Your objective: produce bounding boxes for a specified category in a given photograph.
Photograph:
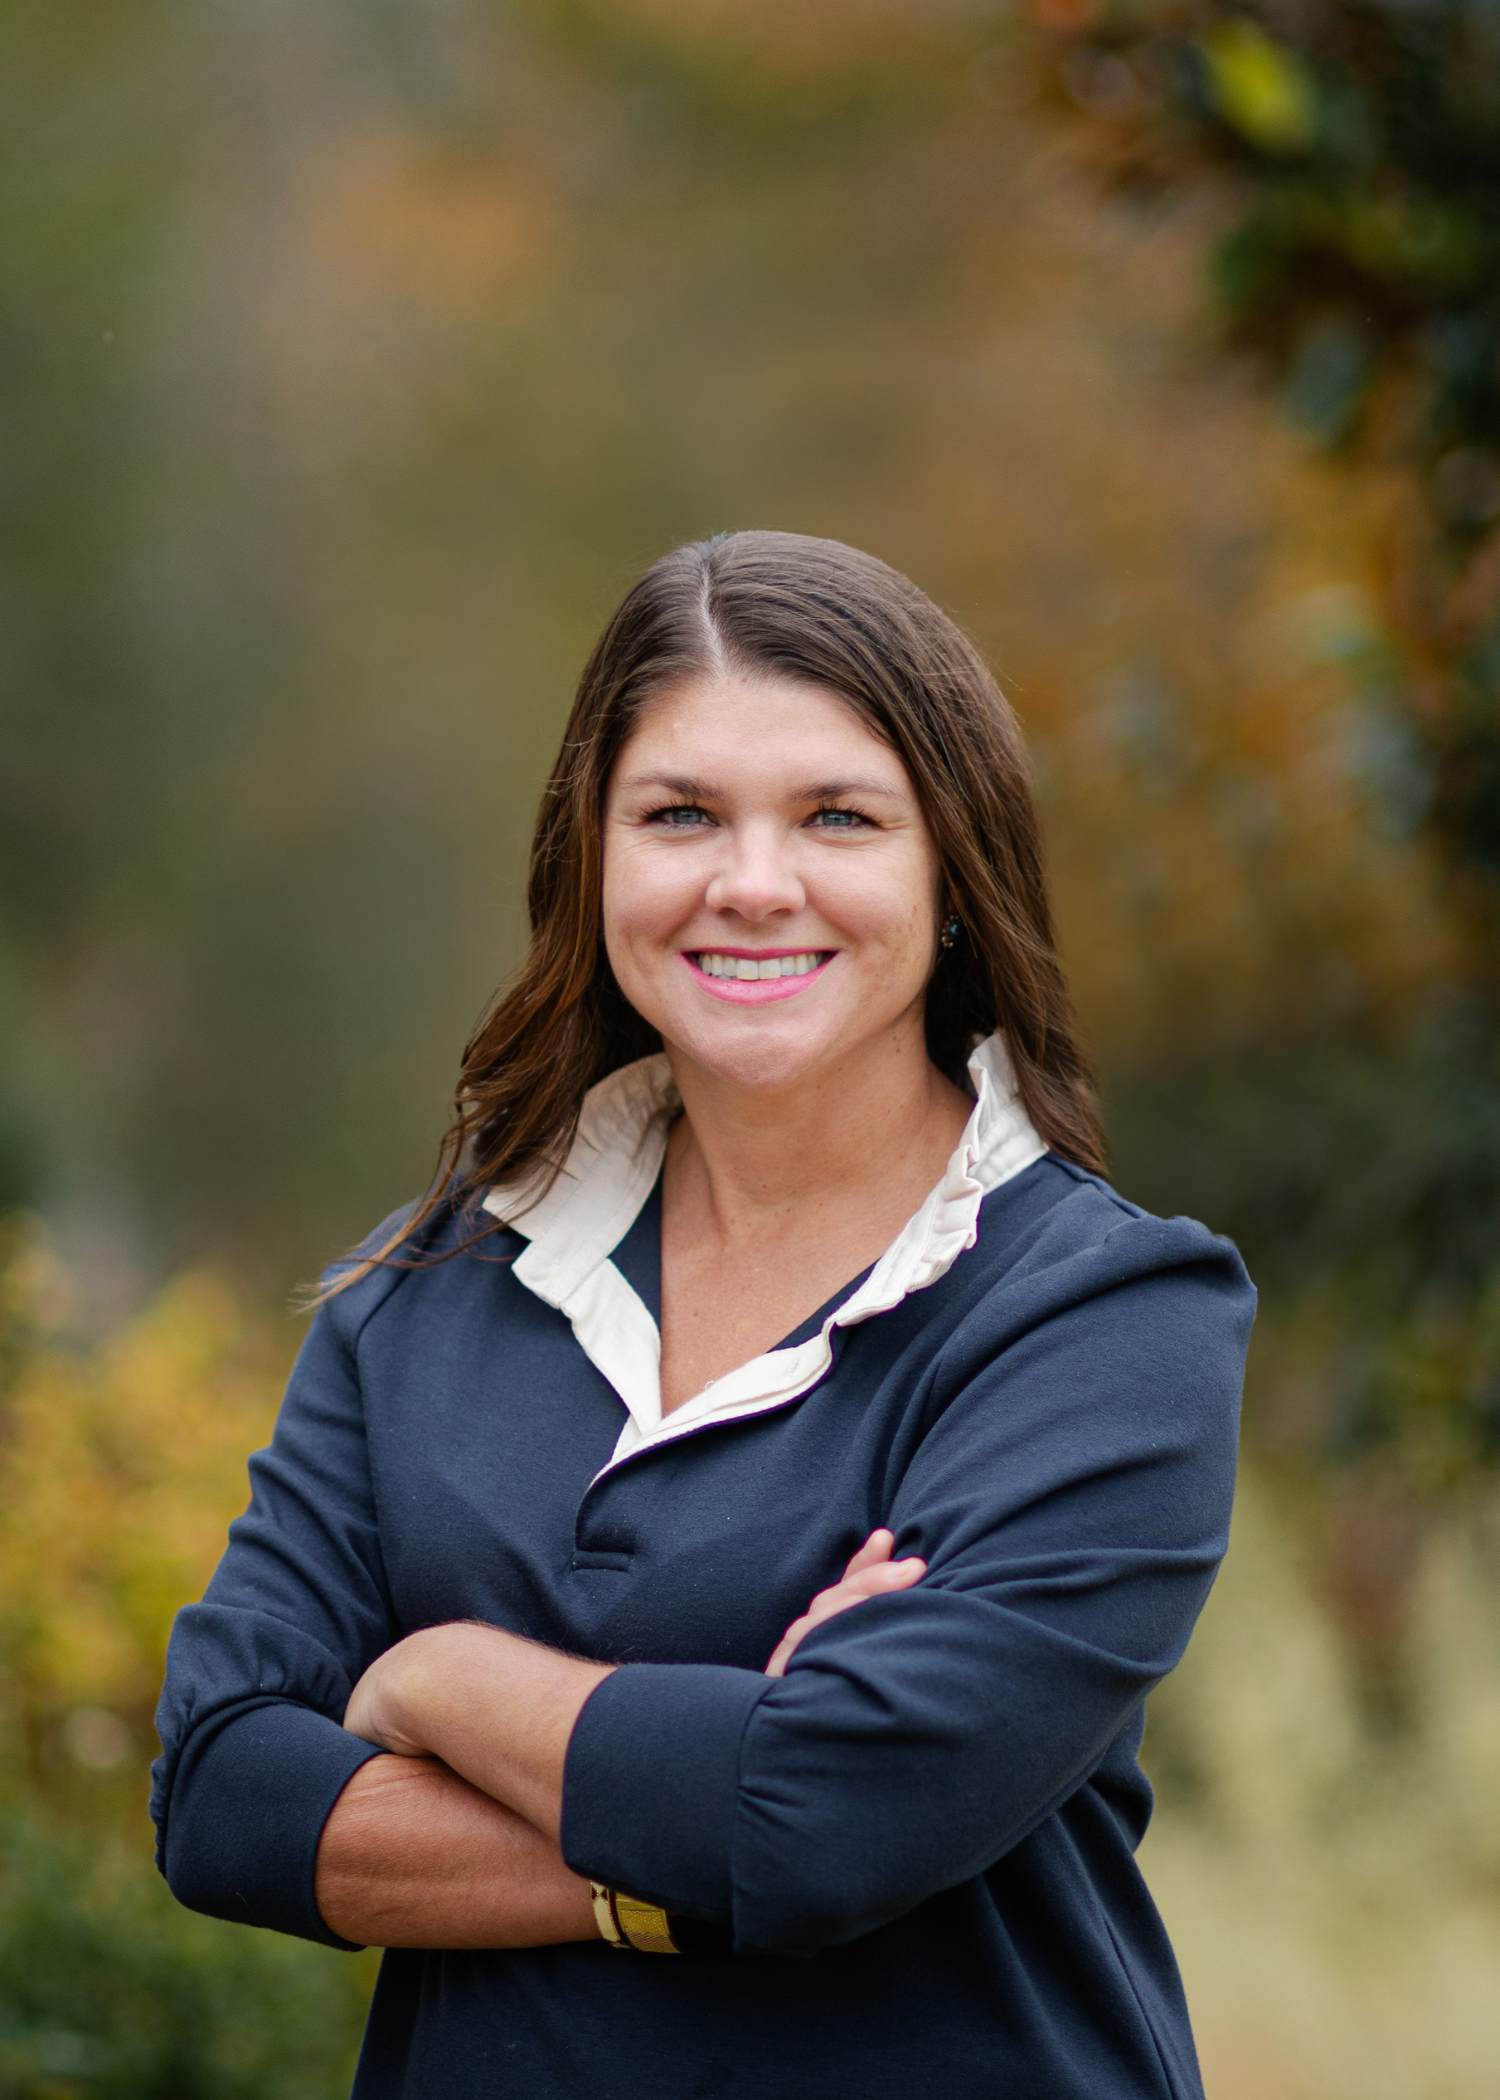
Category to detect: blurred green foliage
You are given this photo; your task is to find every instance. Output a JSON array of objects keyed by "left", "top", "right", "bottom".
[
  {"left": 1037, "top": 0, "right": 1500, "bottom": 1484},
  {"left": 1038, "top": 0, "right": 1500, "bottom": 459},
  {"left": 1037, "top": 0, "right": 1500, "bottom": 899},
  {"left": 0, "top": 1233, "right": 371, "bottom": 2099},
  {"left": 1112, "top": 1009, "right": 1500, "bottom": 1488},
  {"left": 0, "top": 1811, "right": 369, "bottom": 2100}
]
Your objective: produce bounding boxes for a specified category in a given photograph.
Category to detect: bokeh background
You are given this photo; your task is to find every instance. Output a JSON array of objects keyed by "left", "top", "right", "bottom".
[{"left": 2, "top": 3, "right": 1499, "bottom": 2095}]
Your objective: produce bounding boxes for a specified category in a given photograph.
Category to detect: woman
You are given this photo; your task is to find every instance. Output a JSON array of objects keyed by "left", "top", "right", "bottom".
[{"left": 153, "top": 531, "right": 1253, "bottom": 2100}]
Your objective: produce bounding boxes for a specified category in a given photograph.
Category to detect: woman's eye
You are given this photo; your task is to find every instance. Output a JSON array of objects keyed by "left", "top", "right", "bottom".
[
  {"left": 810, "top": 807, "right": 872, "bottom": 831},
  {"left": 648, "top": 804, "right": 713, "bottom": 829}
]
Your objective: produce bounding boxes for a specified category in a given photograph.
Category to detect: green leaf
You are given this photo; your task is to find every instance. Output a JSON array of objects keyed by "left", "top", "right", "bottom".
[{"left": 1199, "top": 20, "right": 1317, "bottom": 155}]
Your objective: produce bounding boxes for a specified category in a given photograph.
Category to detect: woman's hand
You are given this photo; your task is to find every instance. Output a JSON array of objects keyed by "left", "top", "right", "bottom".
[
  {"left": 765, "top": 1529, "right": 925, "bottom": 1678},
  {"left": 343, "top": 1630, "right": 445, "bottom": 1758},
  {"left": 342, "top": 1623, "right": 614, "bottom": 1839},
  {"left": 339, "top": 1531, "right": 924, "bottom": 1830}
]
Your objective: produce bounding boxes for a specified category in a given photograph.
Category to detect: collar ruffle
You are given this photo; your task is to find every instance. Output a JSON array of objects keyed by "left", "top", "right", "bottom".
[{"left": 482, "top": 1033, "right": 1045, "bottom": 1477}]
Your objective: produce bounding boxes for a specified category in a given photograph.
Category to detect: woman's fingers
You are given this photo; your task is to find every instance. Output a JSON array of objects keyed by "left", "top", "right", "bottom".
[
  {"left": 842, "top": 1528, "right": 896, "bottom": 1579},
  {"left": 806, "top": 1558, "right": 923, "bottom": 1624},
  {"left": 763, "top": 1543, "right": 927, "bottom": 1677},
  {"left": 762, "top": 1624, "right": 807, "bottom": 1680}
]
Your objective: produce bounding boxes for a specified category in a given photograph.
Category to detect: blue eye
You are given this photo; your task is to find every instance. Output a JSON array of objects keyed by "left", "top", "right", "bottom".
[
  {"left": 811, "top": 807, "right": 870, "bottom": 830},
  {"left": 648, "top": 804, "right": 712, "bottom": 828}
]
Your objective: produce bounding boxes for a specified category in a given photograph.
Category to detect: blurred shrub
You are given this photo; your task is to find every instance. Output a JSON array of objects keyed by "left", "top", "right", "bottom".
[
  {"left": 1142, "top": 1469, "right": 1500, "bottom": 2099},
  {"left": 0, "top": 1227, "right": 286, "bottom": 1783},
  {"left": 1111, "top": 1006, "right": 1500, "bottom": 1486},
  {"left": 0, "top": 1224, "right": 372, "bottom": 2097},
  {"left": 1037, "top": 0, "right": 1500, "bottom": 495},
  {"left": 0, "top": 1810, "right": 370, "bottom": 2100}
]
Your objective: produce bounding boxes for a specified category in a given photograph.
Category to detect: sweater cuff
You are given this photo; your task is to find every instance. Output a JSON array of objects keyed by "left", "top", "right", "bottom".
[
  {"left": 560, "top": 1663, "right": 771, "bottom": 1920},
  {"left": 159, "top": 1700, "right": 385, "bottom": 1948}
]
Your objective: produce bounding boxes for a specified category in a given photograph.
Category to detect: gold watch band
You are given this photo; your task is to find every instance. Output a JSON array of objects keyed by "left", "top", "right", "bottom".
[
  {"left": 612, "top": 1891, "right": 680, "bottom": 1954},
  {"left": 590, "top": 1882, "right": 679, "bottom": 1953}
]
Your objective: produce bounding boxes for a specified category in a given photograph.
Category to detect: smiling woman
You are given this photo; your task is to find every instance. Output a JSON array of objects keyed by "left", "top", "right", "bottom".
[
  {"left": 602, "top": 662, "right": 980, "bottom": 1403},
  {"left": 151, "top": 532, "right": 1254, "bottom": 2100}
]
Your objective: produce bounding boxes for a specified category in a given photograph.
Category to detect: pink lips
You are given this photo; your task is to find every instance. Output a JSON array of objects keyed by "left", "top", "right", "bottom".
[{"left": 681, "top": 951, "right": 834, "bottom": 1005}]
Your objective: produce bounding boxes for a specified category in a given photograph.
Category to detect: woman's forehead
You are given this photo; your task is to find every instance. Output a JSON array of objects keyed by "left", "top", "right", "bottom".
[{"left": 617, "top": 674, "right": 905, "bottom": 778}]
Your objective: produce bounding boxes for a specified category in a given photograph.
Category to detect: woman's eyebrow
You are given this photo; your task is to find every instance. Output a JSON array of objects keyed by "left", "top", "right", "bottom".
[
  {"left": 618, "top": 772, "right": 905, "bottom": 802},
  {"left": 798, "top": 778, "right": 904, "bottom": 802},
  {"left": 619, "top": 772, "right": 715, "bottom": 797}
]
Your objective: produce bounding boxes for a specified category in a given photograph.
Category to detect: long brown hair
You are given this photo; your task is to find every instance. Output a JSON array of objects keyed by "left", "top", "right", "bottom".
[{"left": 329, "top": 530, "right": 1105, "bottom": 1291}]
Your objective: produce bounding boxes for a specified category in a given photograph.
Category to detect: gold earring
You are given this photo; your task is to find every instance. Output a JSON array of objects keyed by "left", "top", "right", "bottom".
[{"left": 940, "top": 916, "right": 961, "bottom": 950}]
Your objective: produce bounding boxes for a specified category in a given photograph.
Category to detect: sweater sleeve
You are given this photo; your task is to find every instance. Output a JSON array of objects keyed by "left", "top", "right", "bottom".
[
  {"left": 150, "top": 1283, "right": 398, "bottom": 1947},
  {"left": 561, "top": 1214, "right": 1253, "bottom": 1956}
]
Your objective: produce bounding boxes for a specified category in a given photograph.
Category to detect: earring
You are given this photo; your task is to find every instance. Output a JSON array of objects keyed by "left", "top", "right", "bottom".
[{"left": 940, "top": 916, "right": 961, "bottom": 950}]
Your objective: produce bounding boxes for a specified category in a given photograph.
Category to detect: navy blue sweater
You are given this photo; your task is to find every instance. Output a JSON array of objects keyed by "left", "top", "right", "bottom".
[{"left": 153, "top": 1154, "right": 1252, "bottom": 2100}]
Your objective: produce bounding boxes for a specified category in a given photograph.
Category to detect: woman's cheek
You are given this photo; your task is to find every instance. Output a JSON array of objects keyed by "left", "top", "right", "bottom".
[
  {"left": 603, "top": 914, "right": 658, "bottom": 1017},
  {"left": 819, "top": 866, "right": 932, "bottom": 974},
  {"left": 604, "top": 865, "right": 688, "bottom": 1019}
]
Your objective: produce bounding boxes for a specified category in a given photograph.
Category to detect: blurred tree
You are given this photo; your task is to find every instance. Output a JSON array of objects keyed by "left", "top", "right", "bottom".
[
  {"left": 1032, "top": 0, "right": 1500, "bottom": 1484},
  {"left": 1033, "top": 0, "right": 1500, "bottom": 932},
  {"left": 1, "top": 0, "right": 1490, "bottom": 1486}
]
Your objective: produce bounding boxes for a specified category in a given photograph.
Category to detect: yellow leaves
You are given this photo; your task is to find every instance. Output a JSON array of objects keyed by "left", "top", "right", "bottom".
[
  {"left": 0, "top": 1248, "right": 285, "bottom": 1737},
  {"left": 1200, "top": 20, "right": 1317, "bottom": 156}
]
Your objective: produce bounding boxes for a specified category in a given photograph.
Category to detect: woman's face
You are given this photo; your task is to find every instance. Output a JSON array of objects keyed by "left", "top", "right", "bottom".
[{"left": 602, "top": 671, "right": 943, "bottom": 1096}]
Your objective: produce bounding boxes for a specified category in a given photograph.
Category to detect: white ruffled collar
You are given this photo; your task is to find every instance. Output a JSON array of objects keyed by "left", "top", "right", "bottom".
[{"left": 482, "top": 1033, "right": 1045, "bottom": 1477}]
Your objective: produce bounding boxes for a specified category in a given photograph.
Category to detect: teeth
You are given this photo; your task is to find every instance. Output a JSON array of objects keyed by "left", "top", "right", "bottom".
[{"left": 695, "top": 952, "right": 827, "bottom": 979}]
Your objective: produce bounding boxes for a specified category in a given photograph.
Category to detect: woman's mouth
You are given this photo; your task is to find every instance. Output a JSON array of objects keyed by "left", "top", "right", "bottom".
[{"left": 682, "top": 949, "right": 835, "bottom": 1003}]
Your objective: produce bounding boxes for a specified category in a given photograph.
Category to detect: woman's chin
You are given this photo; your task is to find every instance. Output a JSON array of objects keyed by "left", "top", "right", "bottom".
[{"left": 659, "top": 1009, "right": 879, "bottom": 1098}]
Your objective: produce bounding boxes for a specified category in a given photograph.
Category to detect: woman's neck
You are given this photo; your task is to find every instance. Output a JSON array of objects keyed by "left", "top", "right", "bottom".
[
  {"left": 663, "top": 1014, "right": 973, "bottom": 1244},
  {"left": 656, "top": 1017, "right": 974, "bottom": 1411}
]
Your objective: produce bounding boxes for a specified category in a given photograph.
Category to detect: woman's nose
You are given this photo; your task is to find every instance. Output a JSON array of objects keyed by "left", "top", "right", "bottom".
[{"left": 703, "top": 823, "right": 806, "bottom": 921}]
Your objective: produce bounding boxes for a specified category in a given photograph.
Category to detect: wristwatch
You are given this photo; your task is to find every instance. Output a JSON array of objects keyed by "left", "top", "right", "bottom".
[
  {"left": 590, "top": 1882, "right": 728, "bottom": 1955},
  {"left": 591, "top": 1882, "right": 678, "bottom": 1953}
]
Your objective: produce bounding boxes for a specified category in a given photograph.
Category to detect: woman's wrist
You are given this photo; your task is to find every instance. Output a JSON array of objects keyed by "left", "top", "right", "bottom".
[{"left": 316, "top": 1752, "right": 600, "bottom": 1950}]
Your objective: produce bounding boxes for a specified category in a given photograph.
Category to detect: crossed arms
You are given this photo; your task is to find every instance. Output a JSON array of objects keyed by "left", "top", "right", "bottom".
[
  {"left": 155, "top": 1219, "right": 1246, "bottom": 1960},
  {"left": 316, "top": 1532, "right": 922, "bottom": 1947}
]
